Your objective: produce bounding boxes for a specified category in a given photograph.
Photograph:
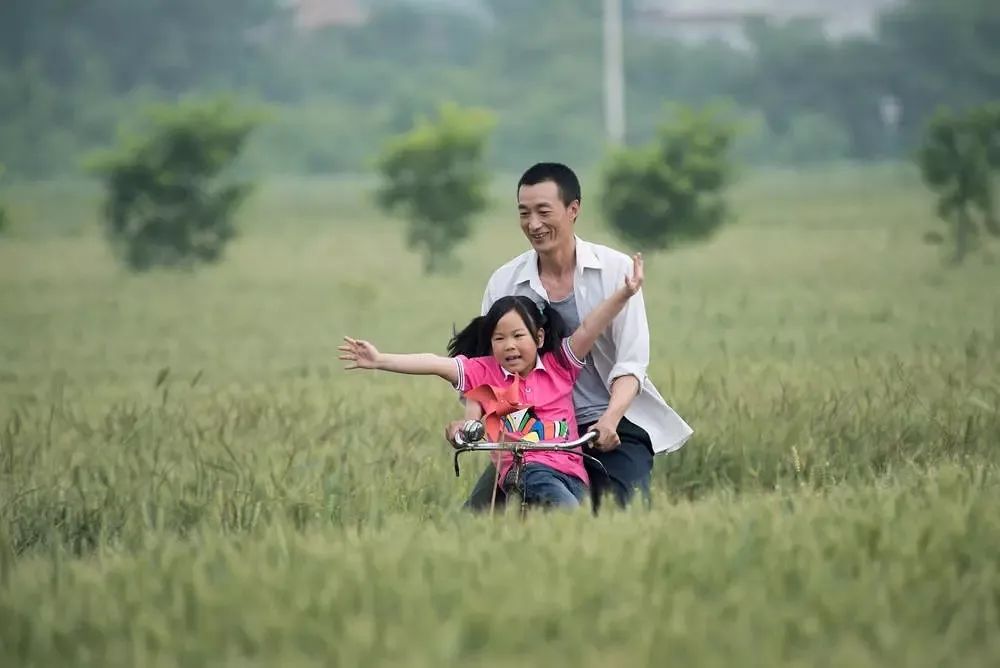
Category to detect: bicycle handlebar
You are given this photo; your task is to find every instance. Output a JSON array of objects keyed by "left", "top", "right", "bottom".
[
  {"left": 450, "top": 422, "right": 601, "bottom": 478},
  {"left": 453, "top": 428, "right": 598, "bottom": 450}
]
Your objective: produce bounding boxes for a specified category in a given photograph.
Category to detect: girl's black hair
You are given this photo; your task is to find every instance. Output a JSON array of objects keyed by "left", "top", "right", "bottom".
[{"left": 447, "top": 295, "right": 570, "bottom": 359}]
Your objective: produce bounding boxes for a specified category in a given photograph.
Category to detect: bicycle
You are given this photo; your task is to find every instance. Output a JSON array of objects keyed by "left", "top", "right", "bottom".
[{"left": 451, "top": 420, "right": 605, "bottom": 516}]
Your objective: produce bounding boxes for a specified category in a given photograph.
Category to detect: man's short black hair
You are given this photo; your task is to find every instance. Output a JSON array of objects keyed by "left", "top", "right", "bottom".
[{"left": 517, "top": 162, "right": 582, "bottom": 207}]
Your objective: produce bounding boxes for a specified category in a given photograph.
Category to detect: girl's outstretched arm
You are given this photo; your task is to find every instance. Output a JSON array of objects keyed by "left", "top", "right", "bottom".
[
  {"left": 339, "top": 336, "right": 459, "bottom": 384},
  {"left": 568, "top": 253, "right": 644, "bottom": 362}
]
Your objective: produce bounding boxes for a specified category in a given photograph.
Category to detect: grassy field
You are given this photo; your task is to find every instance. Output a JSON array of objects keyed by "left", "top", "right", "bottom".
[{"left": 1, "top": 164, "right": 999, "bottom": 666}]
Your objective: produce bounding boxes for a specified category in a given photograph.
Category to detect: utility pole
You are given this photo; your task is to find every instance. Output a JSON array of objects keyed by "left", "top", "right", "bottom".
[{"left": 603, "top": 0, "right": 625, "bottom": 145}]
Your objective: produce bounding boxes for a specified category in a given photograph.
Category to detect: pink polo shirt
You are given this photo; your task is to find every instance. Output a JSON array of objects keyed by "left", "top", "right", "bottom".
[{"left": 454, "top": 338, "right": 589, "bottom": 487}]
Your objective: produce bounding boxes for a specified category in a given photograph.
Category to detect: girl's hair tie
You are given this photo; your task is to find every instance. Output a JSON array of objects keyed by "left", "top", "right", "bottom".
[{"left": 534, "top": 300, "right": 546, "bottom": 326}]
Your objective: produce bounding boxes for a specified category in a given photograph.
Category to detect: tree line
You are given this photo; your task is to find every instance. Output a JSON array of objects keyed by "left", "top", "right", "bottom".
[{"left": 1, "top": 0, "right": 998, "bottom": 179}]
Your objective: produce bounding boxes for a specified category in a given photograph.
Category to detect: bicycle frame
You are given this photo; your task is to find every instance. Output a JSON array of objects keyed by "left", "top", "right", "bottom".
[{"left": 451, "top": 423, "right": 608, "bottom": 517}]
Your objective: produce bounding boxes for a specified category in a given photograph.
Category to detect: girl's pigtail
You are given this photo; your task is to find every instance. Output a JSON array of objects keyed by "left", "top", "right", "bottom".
[
  {"left": 447, "top": 315, "right": 490, "bottom": 358},
  {"left": 538, "top": 302, "right": 570, "bottom": 356}
]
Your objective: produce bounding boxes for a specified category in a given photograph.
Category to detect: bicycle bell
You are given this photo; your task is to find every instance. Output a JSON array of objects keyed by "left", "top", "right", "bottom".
[{"left": 459, "top": 420, "right": 486, "bottom": 443}]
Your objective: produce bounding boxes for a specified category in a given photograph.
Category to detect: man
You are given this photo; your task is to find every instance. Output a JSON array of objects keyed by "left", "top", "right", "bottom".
[{"left": 448, "top": 162, "right": 693, "bottom": 511}]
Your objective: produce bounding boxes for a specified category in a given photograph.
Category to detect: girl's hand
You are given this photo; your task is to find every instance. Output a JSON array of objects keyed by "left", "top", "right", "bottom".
[
  {"left": 623, "top": 253, "right": 644, "bottom": 296},
  {"left": 338, "top": 336, "right": 381, "bottom": 370}
]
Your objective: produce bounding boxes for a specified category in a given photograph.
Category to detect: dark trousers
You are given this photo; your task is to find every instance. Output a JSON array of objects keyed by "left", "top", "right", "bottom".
[{"left": 463, "top": 417, "right": 654, "bottom": 514}]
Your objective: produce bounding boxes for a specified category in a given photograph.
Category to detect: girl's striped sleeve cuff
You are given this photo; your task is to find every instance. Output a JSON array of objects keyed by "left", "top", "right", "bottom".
[
  {"left": 562, "top": 338, "right": 585, "bottom": 369},
  {"left": 453, "top": 356, "right": 466, "bottom": 392}
]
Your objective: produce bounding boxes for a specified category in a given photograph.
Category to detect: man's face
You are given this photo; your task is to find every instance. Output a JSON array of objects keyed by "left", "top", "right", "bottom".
[{"left": 517, "top": 180, "right": 578, "bottom": 253}]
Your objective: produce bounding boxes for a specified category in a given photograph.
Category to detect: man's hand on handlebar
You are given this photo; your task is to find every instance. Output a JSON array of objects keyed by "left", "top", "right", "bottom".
[{"left": 586, "top": 419, "right": 621, "bottom": 452}]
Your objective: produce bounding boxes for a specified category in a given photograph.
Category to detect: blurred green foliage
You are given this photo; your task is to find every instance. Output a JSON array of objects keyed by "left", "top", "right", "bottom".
[
  {"left": 0, "top": 163, "right": 7, "bottom": 233},
  {"left": 918, "top": 103, "right": 1000, "bottom": 262},
  {"left": 0, "top": 0, "right": 998, "bottom": 178},
  {"left": 376, "top": 103, "right": 494, "bottom": 273},
  {"left": 602, "top": 106, "right": 733, "bottom": 251},
  {"left": 87, "top": 98, "right": 261, "bottom": 271}
]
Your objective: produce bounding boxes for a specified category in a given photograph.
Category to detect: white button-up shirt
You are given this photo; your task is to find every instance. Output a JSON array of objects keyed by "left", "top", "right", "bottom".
[{"left": 481, "top": 237, "right": 693, "bottom": 454}]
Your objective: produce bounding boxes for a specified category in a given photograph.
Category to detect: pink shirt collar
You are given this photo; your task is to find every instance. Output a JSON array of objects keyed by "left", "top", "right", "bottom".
[{"left": 499, "top": 354, "right": 546, "bottom": 379}]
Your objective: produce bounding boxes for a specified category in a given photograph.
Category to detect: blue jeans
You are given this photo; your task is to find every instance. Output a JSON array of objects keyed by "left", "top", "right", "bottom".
[{"left": 465, "top": 462, "right": 587, "bottom": 511}]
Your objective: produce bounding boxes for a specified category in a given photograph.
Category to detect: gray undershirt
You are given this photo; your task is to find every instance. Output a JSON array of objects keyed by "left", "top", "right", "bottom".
[{"left": 547, "top": 292, "right": 611, "bottom": 425}]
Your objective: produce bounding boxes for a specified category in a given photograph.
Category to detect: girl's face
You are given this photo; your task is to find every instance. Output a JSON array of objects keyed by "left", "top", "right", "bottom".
[{"left": 491, "top": 309, "right": 543, "bottom": 376}]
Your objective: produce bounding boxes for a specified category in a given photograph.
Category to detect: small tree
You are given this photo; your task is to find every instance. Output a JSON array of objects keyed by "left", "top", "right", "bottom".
[
  {"left": 376, "top": 103, "right": 494, "bottom": 273},
  {"left": 917, "top": 104, "right": 1000, "bottom": 263},
  {"left": 88, "top": 98, "right": 260, "bottom": 271},
  {"left": 601, "top": 106, "right": 734, "bottom": 251}
]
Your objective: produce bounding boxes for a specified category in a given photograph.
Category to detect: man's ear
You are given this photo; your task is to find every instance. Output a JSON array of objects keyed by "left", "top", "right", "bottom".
[{"left": 567, "top": 200, "right": 580, "bottom": 223}]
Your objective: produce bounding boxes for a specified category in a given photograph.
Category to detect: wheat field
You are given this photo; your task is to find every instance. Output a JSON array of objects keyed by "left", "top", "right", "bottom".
[{"left": 1, "top": 165, "right": 999, "bottom": 667}]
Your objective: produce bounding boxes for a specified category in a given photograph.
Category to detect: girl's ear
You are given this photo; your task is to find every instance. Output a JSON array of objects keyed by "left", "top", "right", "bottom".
[{"left": 536, "top": 328, "right": 545, "bottom": 348}]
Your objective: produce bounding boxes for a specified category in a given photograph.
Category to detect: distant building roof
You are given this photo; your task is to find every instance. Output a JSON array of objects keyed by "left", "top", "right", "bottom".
[
  {"left": 285, "top": 0, "right": 494, "bottom": 31},
  {"left": 286, "top": 0, "right": 368, "bottom": 30},
  {"left": 633, "top": 0, "right": 903, "bottom": 43}
]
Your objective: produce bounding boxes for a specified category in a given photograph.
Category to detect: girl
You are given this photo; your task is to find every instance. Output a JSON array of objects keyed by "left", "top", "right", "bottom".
[{"left": 339, "top": 254, "right": 644, "bottom": 509}]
